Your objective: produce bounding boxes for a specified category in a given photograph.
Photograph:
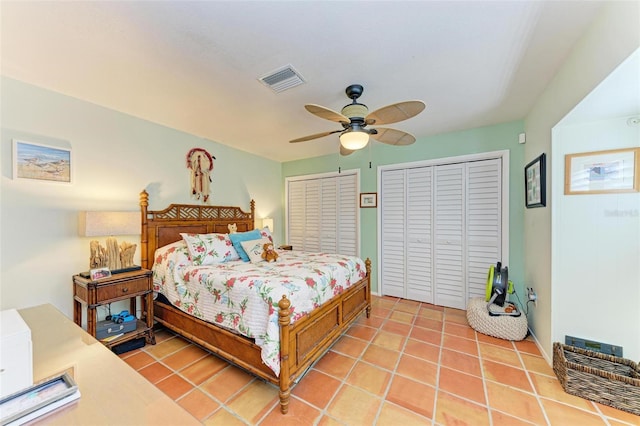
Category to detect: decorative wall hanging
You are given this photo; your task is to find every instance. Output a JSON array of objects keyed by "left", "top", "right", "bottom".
[
  {"left": 13, "top": 139, "right": 72, "bottom": 183},
  {"left": 186, "top": 148, "right": 215, "bottom": 202},
  {"left": 565, "top": 147, "right": 639, "bottom": 195},
  {"left": 525, "top": 153, "right": 546, "bottom": 208}
]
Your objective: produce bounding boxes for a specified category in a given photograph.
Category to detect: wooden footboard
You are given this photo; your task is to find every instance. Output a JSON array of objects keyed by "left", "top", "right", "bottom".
[{"left": 153, "top": 260, "right": 371, "bottom": 413}]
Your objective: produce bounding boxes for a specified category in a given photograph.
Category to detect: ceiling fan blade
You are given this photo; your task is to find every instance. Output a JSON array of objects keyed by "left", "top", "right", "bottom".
[
  {"left": 289, "top": 129, "right": 342, "bottom": 143},
  {"left": 365, "top": 101, "right": 425, "bottom": 125},
  {"left": 305, "top": 104, "right": 351, "bottom": 124},
  {"left": 340, "top": 145, "right": 355, "bottom": 156},
  {"left": 370, "top": 128, "right": 416, "bottom": 146}
]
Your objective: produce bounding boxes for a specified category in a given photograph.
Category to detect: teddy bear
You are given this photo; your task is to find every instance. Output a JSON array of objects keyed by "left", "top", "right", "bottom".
[
  {"left": 227, "top": 223, "right": 237, "bottom": 234},
  {"left": 261, "top": 243, "right": 279, "bottom": 263}
]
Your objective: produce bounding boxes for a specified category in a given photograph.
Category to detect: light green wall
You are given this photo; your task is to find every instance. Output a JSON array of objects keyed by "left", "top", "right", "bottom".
[
  {"left": 283, "top": 121, "right": 526, "bottom": 297},
  {"left": 1, "top": 77, "right": 282, "bottom": 317}
]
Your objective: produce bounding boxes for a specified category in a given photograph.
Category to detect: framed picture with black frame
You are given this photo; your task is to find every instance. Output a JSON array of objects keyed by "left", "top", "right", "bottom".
[{"left": 525, "top": 153, "right": 546, "bottom": 208}]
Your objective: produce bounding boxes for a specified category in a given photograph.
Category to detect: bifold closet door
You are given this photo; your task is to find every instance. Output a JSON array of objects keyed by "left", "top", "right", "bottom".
[
  {"left": 380, "top": 167, "right": 433, "bottom": 303},
  {"left": 287, "top": 173, "right": 358, "bottom": 257},
  {"left": 433, "top": 164, "right": 466, "bottom": 309}
]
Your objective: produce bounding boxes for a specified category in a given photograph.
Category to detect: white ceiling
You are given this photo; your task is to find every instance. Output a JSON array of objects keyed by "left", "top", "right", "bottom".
[{"left": 1, "top": 1, "right": 606, "bottom": 162}]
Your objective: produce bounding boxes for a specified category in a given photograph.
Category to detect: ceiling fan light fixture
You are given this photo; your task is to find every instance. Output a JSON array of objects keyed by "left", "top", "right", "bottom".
[{"left": 339, "top": 130, "right": 369, "bottom": 150}]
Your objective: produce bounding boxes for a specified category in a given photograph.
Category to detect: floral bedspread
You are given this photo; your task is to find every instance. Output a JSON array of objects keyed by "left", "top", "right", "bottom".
[{"left": 152, "top": 241, "right": 367, "bottom": 376}]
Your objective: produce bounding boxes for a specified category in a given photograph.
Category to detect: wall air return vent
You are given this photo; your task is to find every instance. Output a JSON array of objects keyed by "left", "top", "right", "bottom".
[{"left": 258, "top": 65, "right": 305, "bottom": 93}]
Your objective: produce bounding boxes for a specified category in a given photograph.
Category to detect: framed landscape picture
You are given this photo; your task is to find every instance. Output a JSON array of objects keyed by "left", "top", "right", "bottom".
[
  {"left": 13, "top": 140, "right": 72, "bottom": 183},
  {"left": 565, "top": 147, "right": 639, "bottom": 195}
]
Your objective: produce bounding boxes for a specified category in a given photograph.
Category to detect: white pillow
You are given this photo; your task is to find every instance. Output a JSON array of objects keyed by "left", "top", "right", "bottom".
[
  {"left": 180, "top": 233, "right": 239, "bottom": 265},
  {"left": 240, "top": 238, "right": 272, "bottom": 263},
  {"left": 259, "top": 226, "right": 273, "bottom": 243}
]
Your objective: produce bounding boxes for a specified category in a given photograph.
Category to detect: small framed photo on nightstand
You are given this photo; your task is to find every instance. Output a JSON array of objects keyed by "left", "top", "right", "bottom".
[{"left": 90, "top": 267, "right": 111, "bottom": 281}]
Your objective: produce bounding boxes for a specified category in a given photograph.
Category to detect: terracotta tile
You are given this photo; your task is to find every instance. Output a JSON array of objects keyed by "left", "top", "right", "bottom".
[
  {"left": 151, "top": 328, "right": 175, "bottom": 343},
  {"left": 435, "top": 390, "right": 490, "bottom": 426},
  {"left": 180, "top": 354, "right": 228, "bottom": 385},
  {"left": 438, "top": 366, "right": 486, "bottom": 404},
  {"left": 482, "top": 359, "right": 532, "bottom": 392},
  {"left": 377, "top": 296, "right": 399, "bottom": 308},
  {"left": 162, "top": 344, "right": 209, "bottom": 371},
  {"left": 378, "top": 401, "right": 431, "bottom": 425},
  {"left": 490, "top": 409, "right": 537, "bottom": 426},
  {"left": 291, "top": 370, "right": 341, "bottom": 409},
  {"left": 389, "top": 310, "right": 415, "bottom": 324},
  {"left": 201, "top": 365, "right": 253, "bottom": 403},
  {"left": 396, "top": 354, "right": 438, "bottom": 386},
  {"left": 541, "top": 398, "right": 609, "bottom": 426},
  {"left": 227, "top": 380, "right": 279, "bottom": 424},
  {"left": 177, "top": 389, "right": 219, "bottom": 421},
  {"left": 372, "top": 330, "right": 406, "bottom": 351},
  {"left": 485, "top": 381, "right": 546, "bottom": 425},
  {"left": 123, "top": 351, "right": 155, "bottom": 370},
  {"left": 419, "top": 307, "right": 444, "bottom": 321},
  {"left": 514, "top": 338, "right": 542, "bottom": 356},
  {"left": 395, "top": 299, "right": 421, "bottom": 314},
  {"left": 422, "top": 303, "right": 444, "bottom": 312},
  {"left": 346, "top": 361, "right": 391, "bottom": 396},
  {"left": 529, "top": 372, "right": 596, "bottom": 412},
  {"left": 520, "top": 352, "right": 555, "bottom": 376},
  {"left": 202, "top": 408, "right": 246, "bottom": 426},
  {"left": 385, "top": 375, "right": 436, "bottom": 419},
  {"left": 409, "top": 326, "right": 442, "bottom": 346},
  {"left": 261, "top": 397, "right": 321, "bottom": 426},
  {"left": 138, "top": 361, "right": 172, "bottom": 384},
  {"left": 444, "top": 321, "right": 477, "bottom": 340},
  {"left": 440, "top": 348, "right": 481, "bottom": 377},
  {"left": 404, "top": 339, "right": 440, "bottom": 364},
  {"left": 595, "top": 402, "right": 640, "bottom": 424},
  {"left": 331, "top": 335, "right": 368, "bottom": 358},
  {"left": 371, "top": 306, "right": 391, "bottom": 318},
  {"left": 356, "top": 314, "right": 385, "bottom": 328},
  {"left": 155, "top": 373, "right": 194, "bottom": 400},
  {"left": 345, "top": 324, "right": 377, "bottom": 341},
  {"left": 381, "top": 319, "right": 412, "bottom": 336},
  {"left": 476, "top": 332, "right": 515, "bottom": 349},
  {"left": 442, "top": 334, "right": 478, "bottom": 356},
  {"left": 144, "top": 335, "right": 191, "bottom": 359},
  {"left": 326, "top": 384, "right": 381, "bottom": 425},
  {"left": 118, "top": 347, "right": 141, "bottom": 359},
  {"left": 362, "top": 344, "right": 400, "bottom": 370},
  {"left": 313, "top": 350, "right": 356, "bottom": 380},
  {"left": 316, "top": 414, "right": 343, "bottom": 426},
  {"left": 414, "top": 316, "right": 443, "bottom": 331},
  {"left": 478, "top": 342, "right": 521, "bottom": 367}
]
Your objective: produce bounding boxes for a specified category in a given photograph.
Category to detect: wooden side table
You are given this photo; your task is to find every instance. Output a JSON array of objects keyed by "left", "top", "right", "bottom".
[
  {"left": 73, "top": 268, "right": 155, "bottom": 348},
  {"left": 279, "top": 245, "right": 293, "bottom": 251}
]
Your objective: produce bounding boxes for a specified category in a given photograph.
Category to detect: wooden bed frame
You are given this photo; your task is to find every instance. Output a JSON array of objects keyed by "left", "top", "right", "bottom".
[{"left": 139, "top": 190, "right": 371, "bottom": 413}]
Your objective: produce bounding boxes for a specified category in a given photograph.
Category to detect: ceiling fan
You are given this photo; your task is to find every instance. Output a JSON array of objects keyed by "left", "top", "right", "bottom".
[{"left": 290, "top": 84, "right": 426, "bottom": 155}]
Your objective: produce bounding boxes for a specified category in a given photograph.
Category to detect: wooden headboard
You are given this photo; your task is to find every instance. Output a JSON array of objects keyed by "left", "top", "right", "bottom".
[{"left": 139, "top": 190, "right": 255, "bottom": 269}]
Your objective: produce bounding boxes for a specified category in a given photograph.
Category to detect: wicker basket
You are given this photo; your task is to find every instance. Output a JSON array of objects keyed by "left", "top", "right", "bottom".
[{"left": 553, "top": 342, "right": 640, "bottom": 415}]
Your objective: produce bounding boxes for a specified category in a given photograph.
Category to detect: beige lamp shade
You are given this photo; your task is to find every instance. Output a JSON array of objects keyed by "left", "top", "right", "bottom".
[
  {"left": 78, "top": 211, "right": 140, "bottom": 237},
  {"left": 262, "top": 217, "right": 274, "bottom": 232}
]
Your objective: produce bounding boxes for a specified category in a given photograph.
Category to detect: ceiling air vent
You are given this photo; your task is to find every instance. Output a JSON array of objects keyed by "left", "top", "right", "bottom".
[{"left": 258, "top": 65, "right": 305, "bottom": 93}]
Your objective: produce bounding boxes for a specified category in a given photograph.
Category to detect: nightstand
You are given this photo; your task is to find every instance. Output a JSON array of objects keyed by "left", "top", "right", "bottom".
[
  {"left": 73, "top": 269, "right": 155, "bottom": 348},
  {"left": 279, "top": 245, "right": 293, "bottom": 251}
]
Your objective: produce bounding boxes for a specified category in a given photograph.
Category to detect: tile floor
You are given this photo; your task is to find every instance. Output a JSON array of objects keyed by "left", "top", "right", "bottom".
[{"left": 119, "top": 296, "right": 639, "bottom": 425}]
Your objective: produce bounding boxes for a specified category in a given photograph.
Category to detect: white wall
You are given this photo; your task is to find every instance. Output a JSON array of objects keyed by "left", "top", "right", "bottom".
[
  {"left": 524, "top": 0, "right": 639, "bottom": 362},
  {"left": 1, "top": 77, "right": 282, "bottom": 319},
  {"left": 552, "top": 117, "right": 639, "bottom": 360}
]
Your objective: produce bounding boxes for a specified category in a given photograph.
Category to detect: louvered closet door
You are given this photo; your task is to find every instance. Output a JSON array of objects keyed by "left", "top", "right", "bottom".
[
  {"left": 433, "top": 164, "right": 466, "bottom": 309},
  {"left": 337, "top": 175, "right": 357, "bottom": 256},
  {"left": 466, "top": 159, "right": 502, "bottom": 299},
  {"left": 406, "top": 167, "right": 433, "bottom": 302},
  {"left": 380, "top": 169, "right": 406, "bottom": 298},
  {"left": 286, "top": 173, "right": 358, "bottom": 256}
]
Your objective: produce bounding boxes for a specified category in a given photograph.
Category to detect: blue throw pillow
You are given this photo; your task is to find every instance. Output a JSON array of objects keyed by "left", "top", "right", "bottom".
[{"left": 228, "top": 229, "right": 262, "bottom": 262}]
